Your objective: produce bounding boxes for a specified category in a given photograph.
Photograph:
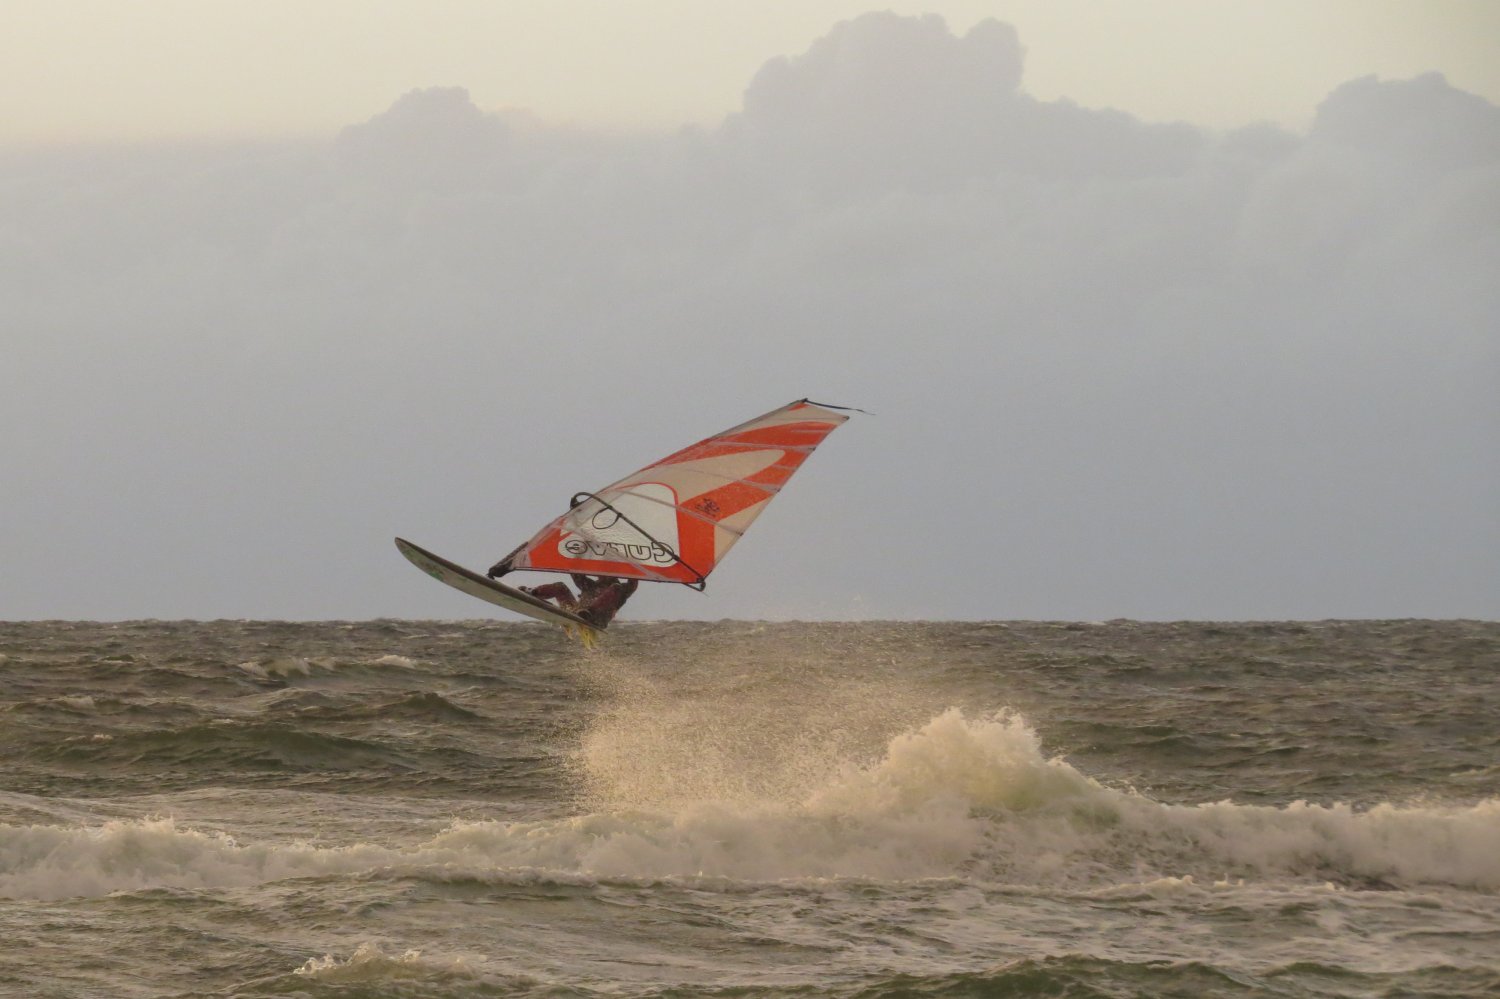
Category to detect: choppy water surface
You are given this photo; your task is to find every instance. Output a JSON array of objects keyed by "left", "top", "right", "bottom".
[{"left": 1, "top": 619, "right": 1497, "bottom": 997}]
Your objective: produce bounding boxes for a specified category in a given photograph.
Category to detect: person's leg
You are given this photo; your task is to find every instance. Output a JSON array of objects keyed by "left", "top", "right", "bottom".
[{"left": 525, "top": 582, "right": 578, "bottom": 609}]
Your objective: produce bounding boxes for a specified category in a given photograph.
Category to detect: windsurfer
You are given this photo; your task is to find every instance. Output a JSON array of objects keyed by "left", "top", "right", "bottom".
[{"left": 522, "top": 574, "right": 638, "bottom": 629}]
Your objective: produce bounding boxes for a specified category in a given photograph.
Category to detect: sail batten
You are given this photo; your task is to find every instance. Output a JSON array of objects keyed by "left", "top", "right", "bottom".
[{"left": 501, "top": 400, "right": 851, "bottom": 587}]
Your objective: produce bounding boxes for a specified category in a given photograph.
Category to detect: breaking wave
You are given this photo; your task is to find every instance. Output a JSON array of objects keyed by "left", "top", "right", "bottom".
[
  {"left": 0, "top": 817, "right": 389, "bottom": 899},
  {"left": 3, "top": 710, "right": 1496, "bottom": 900},
  {"left": 435, "top": 709, "right": 1500, "bottom": 889}
]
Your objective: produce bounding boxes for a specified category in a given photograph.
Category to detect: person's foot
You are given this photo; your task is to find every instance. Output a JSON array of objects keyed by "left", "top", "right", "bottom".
[{"left": 487, "top": 562, "right": 510, "bottom": 579}]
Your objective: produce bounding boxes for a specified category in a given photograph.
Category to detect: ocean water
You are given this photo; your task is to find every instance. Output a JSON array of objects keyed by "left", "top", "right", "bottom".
[{"left": 1, "top": 619, "right": 1496, "bottom": 998}]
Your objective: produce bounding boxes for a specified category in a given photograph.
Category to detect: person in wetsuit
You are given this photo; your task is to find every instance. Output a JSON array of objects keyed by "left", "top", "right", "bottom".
[{"left": 520, "top": 574, "right": 638, "bottom": 630}]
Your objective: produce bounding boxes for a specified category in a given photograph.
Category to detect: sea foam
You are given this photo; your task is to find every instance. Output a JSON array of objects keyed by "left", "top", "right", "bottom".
[
  {"left": 295, "top": 942, "right": 482, "bottom": 984},
  {"left": 0, "top": 817, "right": 389, "bottom": 900},
  {"left": 3, "top": 710, "right": 1495, "bottom": 899},
  {"left": 429, "top": 708, "right": 1500, "bottom": 890}
]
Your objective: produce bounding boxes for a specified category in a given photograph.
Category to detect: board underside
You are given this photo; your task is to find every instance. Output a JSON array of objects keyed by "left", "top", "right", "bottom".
[{"left": 394, "top": 537, "right": 596, "bottom": 633}]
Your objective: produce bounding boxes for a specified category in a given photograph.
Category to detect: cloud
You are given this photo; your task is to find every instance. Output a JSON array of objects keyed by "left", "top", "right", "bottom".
[
  {"left": 727, "top": 12, "right": 1201, "bottom": 189},
  {"left": 1, "top": 13, "right": 1495, "bottom": 620},
  {"left": 1311, "top": 72, "right": 1500, "bottom": 171},
  {"left": 335, "top": 86, "right": 511, "bottom": 187},
  {"left": 738, "top": 13, "right": 1025, "bottom": 140}
]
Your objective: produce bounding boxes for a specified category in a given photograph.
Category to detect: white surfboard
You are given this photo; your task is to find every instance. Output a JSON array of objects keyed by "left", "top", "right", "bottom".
[{"left": 394, "top": 537, "right": 599, "bottom": 644}]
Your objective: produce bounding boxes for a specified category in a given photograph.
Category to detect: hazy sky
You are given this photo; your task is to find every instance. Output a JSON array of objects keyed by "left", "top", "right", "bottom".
[
  {"left": 2, "top": 7, "right": 1496, "bottom": 621},
  {"left": 4, "top": 1, "right": 1499, "bottom": 142}
]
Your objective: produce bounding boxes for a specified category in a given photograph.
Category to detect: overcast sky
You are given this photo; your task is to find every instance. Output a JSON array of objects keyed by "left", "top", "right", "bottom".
[
  {"left": 5, "top": 0, "right": 1500, "bottom": 142},
  {"left": 2, "top": 6, "right": 1496, "bottom": 621}
]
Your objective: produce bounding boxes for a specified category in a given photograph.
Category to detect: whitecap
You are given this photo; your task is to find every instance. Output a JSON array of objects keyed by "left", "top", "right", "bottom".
[{"left": 295, "top": 942, "right": 480, "bottom": 983}]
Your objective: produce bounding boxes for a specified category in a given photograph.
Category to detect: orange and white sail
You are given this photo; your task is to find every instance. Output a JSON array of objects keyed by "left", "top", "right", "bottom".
[{"left": 500, "top": 400, "right": 853, "bottom": 588}]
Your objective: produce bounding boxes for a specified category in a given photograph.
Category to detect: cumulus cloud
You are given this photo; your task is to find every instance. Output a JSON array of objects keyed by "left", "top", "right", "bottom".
[
  {"left": 1, "top": 13, "right": 1495, "bottom": 620},
  {"left": 729, "top": 13, "right": 1201, "bottom": 189},
  {"left": 1311, "top": 71, "right": 1500, "bottom": 170},
  {"left": 335, "top": 85, "right": 512, "bottom": 187}
]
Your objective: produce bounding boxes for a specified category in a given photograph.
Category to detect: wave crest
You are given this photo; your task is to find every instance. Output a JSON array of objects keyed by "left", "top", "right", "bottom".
[
  {"left": 4, "top": 710, "right": 1495, "bottom": 898},
  {"left": 435, "top": 709, "right": 1500, "bottom": 890}
]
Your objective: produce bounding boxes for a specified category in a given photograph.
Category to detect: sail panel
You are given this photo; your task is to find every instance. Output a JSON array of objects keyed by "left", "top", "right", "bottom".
[{"left": 506, "top": 400, "right": 850, "bottom": 585}]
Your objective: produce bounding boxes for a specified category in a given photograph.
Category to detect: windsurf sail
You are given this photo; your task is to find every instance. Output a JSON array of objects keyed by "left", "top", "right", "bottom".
[{"left": 495, "top": 399, "right": 854, "bottom": 588}]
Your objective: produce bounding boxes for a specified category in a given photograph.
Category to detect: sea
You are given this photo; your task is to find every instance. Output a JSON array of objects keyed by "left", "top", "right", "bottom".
[{"left": 1, "top": 619, "right": 1496, "bottom": 998}]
